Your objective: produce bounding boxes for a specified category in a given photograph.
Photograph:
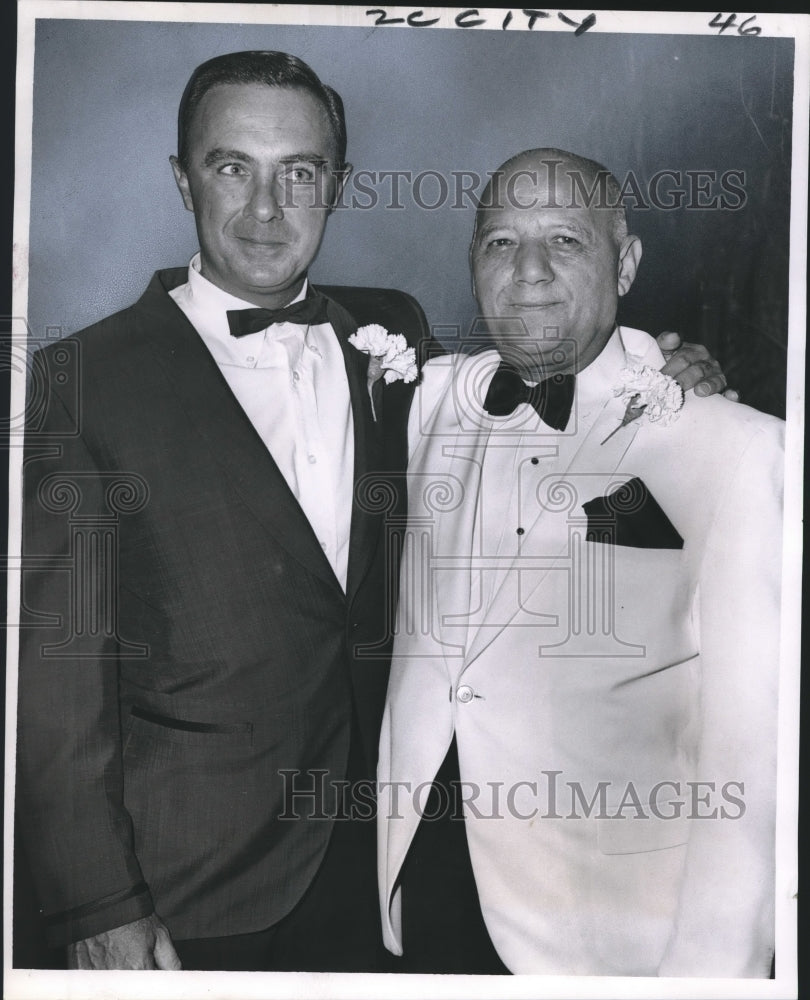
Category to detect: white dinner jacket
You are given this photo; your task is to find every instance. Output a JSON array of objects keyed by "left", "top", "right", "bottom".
[{"left": 378, "top": 327, "right": 784, "bottom": 976}]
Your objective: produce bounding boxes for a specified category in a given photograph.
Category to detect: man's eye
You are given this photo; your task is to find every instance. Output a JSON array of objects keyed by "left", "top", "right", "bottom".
[
  {"left": 284, "top": 165, "right": 316, "bottom": 183},
  {"left": 552, "top": 235, "right": 579, "bottom": 246},
  {"left": 487, "top": 237, "right": 514, "bottom": 248},
  {"left": 218, "top": 164, "right": 246, "bottom": 176}
]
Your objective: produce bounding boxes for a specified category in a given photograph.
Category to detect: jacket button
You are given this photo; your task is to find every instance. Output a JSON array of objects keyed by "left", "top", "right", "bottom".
[{"left": 456, "top": 685, "right": 474, "bottom": 704}]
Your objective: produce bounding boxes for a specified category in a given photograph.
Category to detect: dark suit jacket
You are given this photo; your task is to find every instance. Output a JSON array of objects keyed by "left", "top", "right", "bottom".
[{"left": 16, "top": 269, "right": 432, "bottom": 947}]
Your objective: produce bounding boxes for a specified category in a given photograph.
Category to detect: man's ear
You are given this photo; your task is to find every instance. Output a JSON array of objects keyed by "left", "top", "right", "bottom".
[
  {"left": 616, "top": 235, "right": 642, "bottom": 297},
  {"left": 469, "top": 235, "right": 478, "bottom": 302},
  {"left": 170, "top": 155, "right": 195, "bottom": 213},
  {"left": 329, "top": 163, "right": 352, "bottom": 213}
]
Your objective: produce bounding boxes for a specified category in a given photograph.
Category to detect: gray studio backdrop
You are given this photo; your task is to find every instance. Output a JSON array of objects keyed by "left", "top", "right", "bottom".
[{"left": 28, "top": 18, "right": 793, "bottom": 415}]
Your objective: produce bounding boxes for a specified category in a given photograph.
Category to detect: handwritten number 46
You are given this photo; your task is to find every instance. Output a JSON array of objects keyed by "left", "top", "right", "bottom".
[{"left": 709, "top": 13, "right": 761, "bottom": 35}]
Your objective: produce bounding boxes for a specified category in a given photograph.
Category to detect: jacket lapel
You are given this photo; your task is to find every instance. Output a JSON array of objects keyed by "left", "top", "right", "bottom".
[
  {"left": 434, "top": 427, "right": 494, "bottom": 680},
  {"left": 138, "top": 270, "right": 341, "bottom": 592},
  {"left": 322, "top": 294, "right": 386, "bottom": 606},
  {"left": 463, "top": 388, "right": 643, "bottom": 667},
  {"left": 136, "top": 269, "right": 424, "bottom": 625}
]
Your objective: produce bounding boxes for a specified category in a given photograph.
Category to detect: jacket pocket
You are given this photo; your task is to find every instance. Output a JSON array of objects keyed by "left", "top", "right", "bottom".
[
  {"left": 127, "top": 705, "right": 254, "bottom": 747},
  {"left": 596, "top": 807, "right": 689, "bottom": 855}
]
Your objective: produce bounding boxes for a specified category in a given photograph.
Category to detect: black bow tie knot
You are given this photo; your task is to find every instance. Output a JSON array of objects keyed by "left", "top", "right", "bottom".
[
  {"left": 483, "top": 363, "right": 575, "bottom": 431},
  {"left": 227, "top": 291, "right": 328, "bottom": 338}
]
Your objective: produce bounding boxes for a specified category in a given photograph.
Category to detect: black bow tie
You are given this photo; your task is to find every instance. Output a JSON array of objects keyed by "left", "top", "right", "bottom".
[
  {"left": 483, "top": 362, "right": 575, "bottom": 431},
  {"left": 227, "top": 291, "right": 328, "bottom": 338}
]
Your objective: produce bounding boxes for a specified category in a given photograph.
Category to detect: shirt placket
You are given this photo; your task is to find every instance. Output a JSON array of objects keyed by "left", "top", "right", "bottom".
[{"left": 289, "top": 333, "right": 337, "bottom": 570}]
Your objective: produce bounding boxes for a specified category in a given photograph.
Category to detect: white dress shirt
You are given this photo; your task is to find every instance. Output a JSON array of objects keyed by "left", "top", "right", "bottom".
[
  {"left": 170, "top": 253, "right": 354, "bottom": 590},
  {"left": 471, "top": 329, "right": 628, "bottom": 632}
]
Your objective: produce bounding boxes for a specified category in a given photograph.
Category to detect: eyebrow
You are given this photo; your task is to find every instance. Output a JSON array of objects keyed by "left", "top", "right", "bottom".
[
  {"left": 278, "top": 153, "right": 330, "bottom": 166},
  {"left": 202, "top": 148, "right": 330, "bottom": 168},
  {"left": 203, "top": 147, "right": 254, "bottom": 167},
  {"left": 550, "top": 220, "right": 591, "bottom": 237},
  {"left": 476, "top": 218, "right": 593, "bottom": 241},
  {"left": 477, "top": 221, "right": 514, "bottom": 241}
]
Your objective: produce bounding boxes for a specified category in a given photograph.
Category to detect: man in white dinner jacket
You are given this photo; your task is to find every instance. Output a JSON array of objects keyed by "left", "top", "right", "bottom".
[{"left": 377, "top": 148, "right": 783, "bottom": 976}]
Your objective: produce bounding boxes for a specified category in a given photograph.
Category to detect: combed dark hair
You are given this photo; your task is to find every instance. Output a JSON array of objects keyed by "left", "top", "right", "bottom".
[{"left": 177, "top": 50, "right": 347, "bottom": 170}]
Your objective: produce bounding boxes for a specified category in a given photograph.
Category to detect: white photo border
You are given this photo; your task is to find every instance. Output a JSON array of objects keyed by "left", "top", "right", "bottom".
[{"left": 6, "top": 4, "right": 806, "bottom": 999}]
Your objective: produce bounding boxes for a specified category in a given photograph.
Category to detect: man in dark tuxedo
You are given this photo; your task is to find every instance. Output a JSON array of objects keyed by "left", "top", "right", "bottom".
[
  {"left": 16, "top": 52, "right": 725, "bottom": 973},
  {"left": 17, "top": 50, "right": 432, "bottom": 973}
]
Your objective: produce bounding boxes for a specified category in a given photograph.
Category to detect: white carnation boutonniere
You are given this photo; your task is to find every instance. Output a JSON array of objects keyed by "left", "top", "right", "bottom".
[
  {"left": 601, "top": 364, "right": 684, "bottom": 445},
  {"left": 348, "top": 323, "right": 418, "bottom": 420}
]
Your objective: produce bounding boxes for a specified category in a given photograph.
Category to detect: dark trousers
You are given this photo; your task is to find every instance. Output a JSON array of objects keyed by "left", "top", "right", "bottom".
[{"left": 390, "top": 738, "right": 510, "bottom": 975}]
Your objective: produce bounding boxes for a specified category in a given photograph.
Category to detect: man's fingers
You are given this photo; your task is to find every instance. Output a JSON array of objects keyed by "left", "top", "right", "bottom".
[
  {"left": 694, "top": 380, "right": 739, "bottom": 400},
  {"left": 153, "top": 923, "right": 183, "bottom": 971},
  {"left": 661, "top": 353, "right": 707, "bottom": 380},
  {"left": 664, "top": 357, "right": 707, "bottom": 389},
  {"left": 65, "top": 914, "right": 170, "bottom": 970},
  {"left": 694, "top": 373, "right": 729, "bottom": 397},
  {"left": 660, "top": 344, "right": 711, "bottom": 376},
  {"left": 657, "top": 337, "right": 735, "bottom": 398},
  {"left": 669, "top": 358, "right": 726, "bottom": 394},
  {"left": 656, "top": 330, "right": 682, "bottom": 357}
]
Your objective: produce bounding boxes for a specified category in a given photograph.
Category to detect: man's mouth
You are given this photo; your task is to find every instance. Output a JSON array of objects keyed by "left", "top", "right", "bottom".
[{"left": 235, "top": 235, "right": 288, "bottom": 248}]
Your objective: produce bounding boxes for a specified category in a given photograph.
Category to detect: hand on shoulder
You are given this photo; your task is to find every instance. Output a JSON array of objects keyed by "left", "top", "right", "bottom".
[{"left": 656, "top": 331, "right": 739, "bottom": 401}]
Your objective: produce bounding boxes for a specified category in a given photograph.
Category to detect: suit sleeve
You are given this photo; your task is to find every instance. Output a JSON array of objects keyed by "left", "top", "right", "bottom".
[
  {"left": 658, "top": 420, "right": 784, "bottom": 976},
  {"left": 16, "top": 348, "right": 154, "bottom": 947}
]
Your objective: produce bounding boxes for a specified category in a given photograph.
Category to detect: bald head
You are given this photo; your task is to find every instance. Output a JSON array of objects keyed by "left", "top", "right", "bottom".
[
  {"left": 470, "top": 147, "right": 642, "bottom": 378},
  {"left": 474, "top": 148, "right": 628, "bottom": 247}
]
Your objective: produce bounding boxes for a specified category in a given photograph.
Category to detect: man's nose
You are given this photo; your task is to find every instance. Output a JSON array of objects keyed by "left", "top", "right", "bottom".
[
  {"left": 245, "top": 178, "right": 284, "bottom": 223},
  {"left": 514, "top": 242, "right": 553, "bottom": 284}
]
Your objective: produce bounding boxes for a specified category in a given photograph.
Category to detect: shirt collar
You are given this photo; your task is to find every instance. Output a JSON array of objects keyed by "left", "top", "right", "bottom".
[{"left": 577, "top": 327, "right": 626, "bottom": 396}]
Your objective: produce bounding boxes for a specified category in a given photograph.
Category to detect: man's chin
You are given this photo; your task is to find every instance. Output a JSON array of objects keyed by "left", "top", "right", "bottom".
[
  {"left": 227, "top": 264, "right": 306, "bottom": 300},
  {"left": 493, "top": 340, "right": 578, "bottom": 378}
]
